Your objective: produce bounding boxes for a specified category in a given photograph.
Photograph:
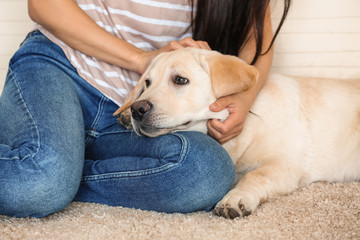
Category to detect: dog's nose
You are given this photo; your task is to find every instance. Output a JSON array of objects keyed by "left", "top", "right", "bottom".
[{"left": 131, "top": 100, "right": 153, "bottom": 121}]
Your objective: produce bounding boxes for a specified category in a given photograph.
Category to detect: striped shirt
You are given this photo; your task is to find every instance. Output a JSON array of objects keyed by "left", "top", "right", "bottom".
[{"left": 38, "top": 0, "right": 194, "bottom": 106}]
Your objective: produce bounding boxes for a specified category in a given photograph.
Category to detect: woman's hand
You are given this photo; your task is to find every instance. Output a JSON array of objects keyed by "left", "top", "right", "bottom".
[
  {"left": 207, "top": 4, "right": 274, "bottom": 144},
  {"left": 136, "top": 37, "right": 211, "bottom": 74},
  {"left": 207, "top": 91, "right": 253, "bottom": 144}
]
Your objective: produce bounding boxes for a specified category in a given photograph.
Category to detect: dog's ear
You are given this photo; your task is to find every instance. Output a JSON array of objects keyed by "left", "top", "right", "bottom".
[
  {"left": 200, "top": 51, "right": 259, "bottom": 98},
  {"left": 113, "top": 77, "right": 145, "bottom": 117}
]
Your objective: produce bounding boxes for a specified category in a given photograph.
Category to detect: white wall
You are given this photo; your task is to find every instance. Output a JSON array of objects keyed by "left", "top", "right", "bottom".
[
  {"left": 0, "top": 0, "right": 34, "bottom": 93},
  {"left": 271, "top": 0, "right": 360, "bottom": 79},
  {"left": 0, "top": 0, "right": 360, "bottom": 94}
]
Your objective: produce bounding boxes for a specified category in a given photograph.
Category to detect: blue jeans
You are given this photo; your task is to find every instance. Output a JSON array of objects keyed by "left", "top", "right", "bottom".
[{"left": 0, "top": 31, "right": 235, "bottom": 218}]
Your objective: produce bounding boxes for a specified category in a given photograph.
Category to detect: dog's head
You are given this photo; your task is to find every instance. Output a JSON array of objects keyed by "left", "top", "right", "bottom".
[{"left": 114, "top": 48, "right": 259, "bottom": 137}]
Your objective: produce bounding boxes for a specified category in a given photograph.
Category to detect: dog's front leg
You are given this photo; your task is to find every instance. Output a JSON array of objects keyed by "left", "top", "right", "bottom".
[
  {"left": 117, "top": 107, "right": 133, "bottom": 130},
  {"left": 214, "top": 163, "right": 302, "bottom": 219}
]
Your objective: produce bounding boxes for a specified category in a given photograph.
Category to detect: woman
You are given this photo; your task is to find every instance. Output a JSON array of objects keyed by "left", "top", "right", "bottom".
[{"left": 0, "top": 0, "right": 290, "bottom": 217}]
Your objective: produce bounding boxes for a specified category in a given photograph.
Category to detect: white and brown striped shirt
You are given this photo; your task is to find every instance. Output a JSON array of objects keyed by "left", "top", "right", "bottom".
[{"left": 38, "top": 0, "right": 194, "bottom": 106}]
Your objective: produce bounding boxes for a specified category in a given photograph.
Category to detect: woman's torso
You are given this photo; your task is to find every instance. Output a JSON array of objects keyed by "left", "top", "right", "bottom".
[{"left": 38, "top": 0, "right": 194, "bottom": 106}]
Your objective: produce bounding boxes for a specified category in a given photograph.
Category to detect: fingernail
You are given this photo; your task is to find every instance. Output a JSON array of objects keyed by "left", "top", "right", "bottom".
[{"left": 211, "top": 103, "right": 218, "bottom": 110}]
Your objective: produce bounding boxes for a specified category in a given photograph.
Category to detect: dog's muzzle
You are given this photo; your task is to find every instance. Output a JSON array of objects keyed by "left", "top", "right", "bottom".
[{"left": 131, "top": 100, "right": 153, "bottom": 121}]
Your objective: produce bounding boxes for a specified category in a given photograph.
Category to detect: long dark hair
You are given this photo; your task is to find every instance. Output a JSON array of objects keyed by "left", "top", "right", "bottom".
[{"left": 190, "top": 0, "right": 291, "bottom": 65}]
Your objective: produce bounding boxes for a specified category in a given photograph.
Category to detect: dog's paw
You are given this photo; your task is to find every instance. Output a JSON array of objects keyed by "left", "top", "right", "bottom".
[
  {"left": 213, "top": 189, "right": 259, "bottom": 219},
  {"left": 116, "top": 108, "right": 133, "bottom": 130}
]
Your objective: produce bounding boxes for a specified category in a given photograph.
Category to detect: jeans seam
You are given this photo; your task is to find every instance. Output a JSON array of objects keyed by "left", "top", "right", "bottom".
[
  {"left": 81, "top": 132, "right": 189, "bottom": 182},
  {"left": 85, "top": 96, "right": 107, "bottom": 144},
  {"left": 0, "top": 68, "right": 41, "bottom": 162},
  {"left": 88, "top": 96, "right": 106, "bottom": 136}
]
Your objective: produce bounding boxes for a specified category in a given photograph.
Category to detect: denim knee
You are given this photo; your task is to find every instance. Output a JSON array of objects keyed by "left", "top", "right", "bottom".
[
  {"left": 0, "top": 154, "right": 83, "bottom": 218},
  {"left": 76, "top": 130, "right": 235, "bottom": 214},
  {"left": 160, "top": 131, "right": 235, "bottom": 213}
]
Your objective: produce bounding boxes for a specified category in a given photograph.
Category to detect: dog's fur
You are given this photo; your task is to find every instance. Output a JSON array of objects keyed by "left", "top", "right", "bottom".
[{"left": 114, "top": 48, "right": 360, "bottom": 219}]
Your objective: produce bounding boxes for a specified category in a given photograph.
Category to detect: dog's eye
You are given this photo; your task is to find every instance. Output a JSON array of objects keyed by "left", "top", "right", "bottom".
[
  {"left": 173, "top": 76, "right": 189, "bottom": 85},
  {"left": 145, "top": 79, "right": 151, "bottom": 88}
]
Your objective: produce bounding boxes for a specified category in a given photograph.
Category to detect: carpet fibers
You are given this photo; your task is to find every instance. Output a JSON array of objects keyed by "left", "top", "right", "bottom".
[{"left": 1, "top": 181, "right": 359, "bottom": 240}]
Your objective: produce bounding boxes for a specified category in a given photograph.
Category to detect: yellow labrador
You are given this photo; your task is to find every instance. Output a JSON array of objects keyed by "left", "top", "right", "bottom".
[{"left": 114, "top": 48, "right": 360, "bottom": 219}]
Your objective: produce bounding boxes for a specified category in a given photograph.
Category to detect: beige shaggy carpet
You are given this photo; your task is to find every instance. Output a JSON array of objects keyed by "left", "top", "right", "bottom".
[{"left": 0, "top": 181, "right": 359, "bottom": 240}]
